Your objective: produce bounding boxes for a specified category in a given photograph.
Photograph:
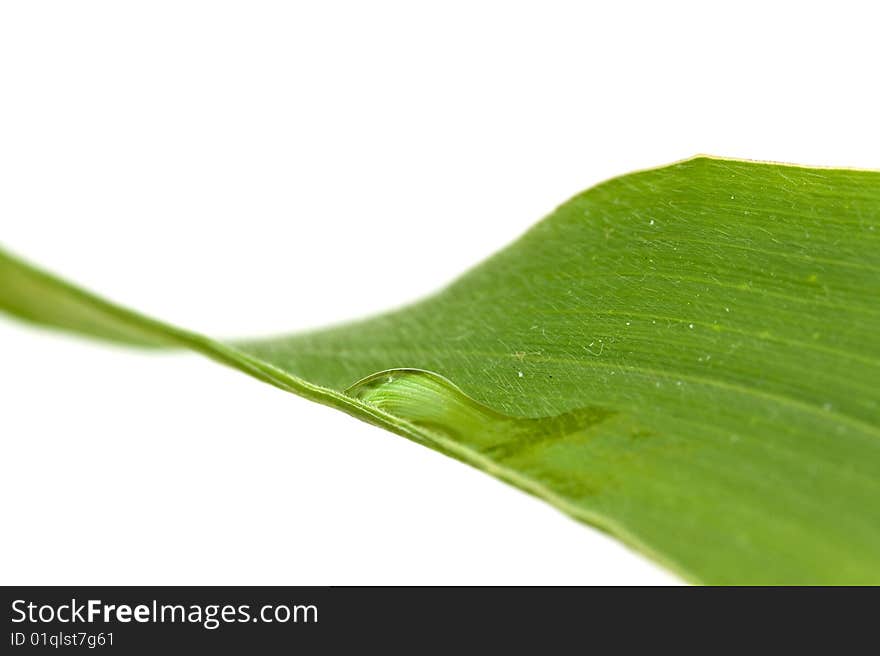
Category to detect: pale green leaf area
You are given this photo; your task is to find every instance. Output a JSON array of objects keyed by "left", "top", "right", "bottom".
[{"left": 2, "top": 156, "right": 879, "bottom": 584}]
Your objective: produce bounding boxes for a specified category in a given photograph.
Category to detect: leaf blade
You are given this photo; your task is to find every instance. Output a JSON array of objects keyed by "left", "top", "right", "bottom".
[{"left": 4, "top": 156, "right": 880, "bottom": 583}]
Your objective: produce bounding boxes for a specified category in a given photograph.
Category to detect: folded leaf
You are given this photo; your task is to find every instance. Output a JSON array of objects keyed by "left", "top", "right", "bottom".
[{"left": 3, "top": 156, "right": 879, "bottom": 584}]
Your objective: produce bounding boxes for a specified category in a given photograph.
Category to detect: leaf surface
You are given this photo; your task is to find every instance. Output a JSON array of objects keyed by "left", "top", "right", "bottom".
[{"left": 3, "top": 156, "right": 880, "bottom": 584}]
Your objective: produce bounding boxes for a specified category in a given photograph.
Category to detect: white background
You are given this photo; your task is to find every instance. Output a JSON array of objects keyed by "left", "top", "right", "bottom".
[{"left": 2, "top": 1, "right": 878, "bottom": 585}]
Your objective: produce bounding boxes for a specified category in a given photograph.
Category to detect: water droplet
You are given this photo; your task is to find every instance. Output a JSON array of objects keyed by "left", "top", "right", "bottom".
[
  {"left": 343, "top": 368, "right": 619, "bottom": 462},
  {"left": 649, "top": 219, "right": 655, "bottom": 226},
  {"left": 688, "top": 323, "right": 694, "bottom": 329},
  {"left": 517, "top": 371, "right": 523, "bottom": 378}
]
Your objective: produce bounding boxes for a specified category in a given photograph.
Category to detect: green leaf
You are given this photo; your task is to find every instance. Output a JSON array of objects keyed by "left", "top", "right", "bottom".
[{"left": 3, "top": 156, "right": 879, "bottom": 584}]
